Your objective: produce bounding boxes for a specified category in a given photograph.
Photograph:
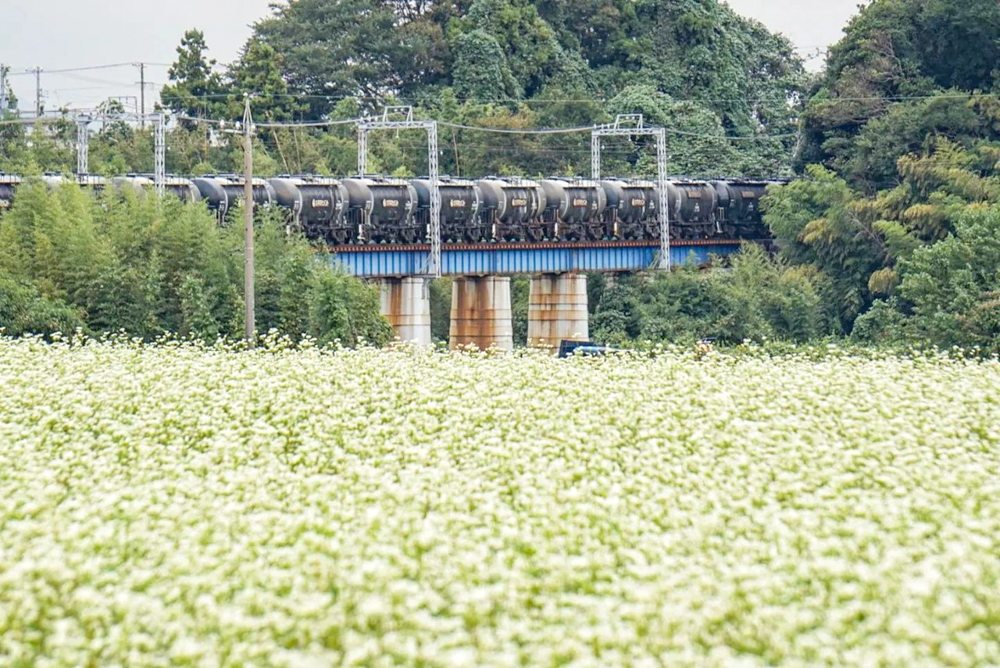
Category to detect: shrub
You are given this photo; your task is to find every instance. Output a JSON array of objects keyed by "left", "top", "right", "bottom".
[{"left": 0, "top": 184, "right": 391, "bottom": 345}]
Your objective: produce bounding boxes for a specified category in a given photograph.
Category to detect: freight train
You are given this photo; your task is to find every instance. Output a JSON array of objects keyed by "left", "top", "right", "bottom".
[{"left": 0, "top": 172, "right": 781, "bottom": 244}]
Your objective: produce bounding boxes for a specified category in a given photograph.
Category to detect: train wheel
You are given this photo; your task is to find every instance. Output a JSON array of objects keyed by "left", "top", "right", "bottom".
[
  {"left": 329, "top": 228, "right": 351, "bottom": 246},
  {"left": 398, "top": 227, "right": 420, "bottom": 244},
  {"left": 525, "top": 225, "right": 545, "bottom": 243}
]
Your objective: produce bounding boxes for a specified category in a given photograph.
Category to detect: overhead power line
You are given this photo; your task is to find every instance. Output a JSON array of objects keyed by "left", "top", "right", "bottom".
[
  {"left": 159, "top": 91, "right": 807, "bottom": 105},
  {"left": 440, "top": 120, "right": 796, "bottom": 141},
  {"left": 174, "top": 113, "right": 360, "bottom": 128},
  {"left": 0, "top": 109, "right": 794, "bottom": 141},
  {"left": 168, "top": 113, "right": 799, "bottom": 142},
  {"left": 257, "top": 118, "right": 360, "bottom": 128},
  {"left": 59, "top": 72, "right": 139, "bottom": 88},
  {"left": 9, "top": 87, "right": 992, "bottom": 138},
  {"left": 7, "top": 62, "right": 171, "bottom": 77},
  {"left": 437, "top": 121, "right": 594, "bottom": 135},
  {"left": 662, "top": 127, "right": 799, "bottom": 141}
]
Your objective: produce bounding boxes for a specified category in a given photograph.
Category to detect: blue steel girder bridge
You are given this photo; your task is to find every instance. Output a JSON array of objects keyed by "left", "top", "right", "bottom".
[
  {"left": 326, "top": 238, "right": 743, "bottom": 351},
  {"left": 326, "top": 238, "right": 740, "bottom": 278}
]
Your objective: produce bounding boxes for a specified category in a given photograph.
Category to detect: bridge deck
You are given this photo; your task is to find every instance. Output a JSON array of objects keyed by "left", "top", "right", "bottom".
[{"left": 325, "top": 239, "right": 745, "bottom": 278}]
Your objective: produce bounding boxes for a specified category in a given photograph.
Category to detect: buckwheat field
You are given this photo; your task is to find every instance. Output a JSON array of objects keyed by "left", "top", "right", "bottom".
[{"left": 2, "top": 337, "right": 1000, "bottom": 667}]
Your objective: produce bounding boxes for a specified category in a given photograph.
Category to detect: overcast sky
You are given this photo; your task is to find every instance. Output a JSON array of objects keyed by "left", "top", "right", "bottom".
[{"left": 0, "top": 0, "right": 862, "bottom": 114}]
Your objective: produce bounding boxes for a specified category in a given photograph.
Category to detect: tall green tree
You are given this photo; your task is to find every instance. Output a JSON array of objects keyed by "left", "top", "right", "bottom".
[
  {"left": 450, "top": 30, "right": 519, "bottom": 103},
  {"left": 160, "top": 30, "right": 229, "bottom": 121},
  {"left": 253, "top": 0, "right": 450, "bottom": 116},
  {"left": 799, "top": 0, "right": 1000, "bottom": 179},
  {"left": 228, "top": 39, "right": 308, "bottom": 122},
  {"left": 855, "top": 206, "right": 1000, "bottom": 354}
]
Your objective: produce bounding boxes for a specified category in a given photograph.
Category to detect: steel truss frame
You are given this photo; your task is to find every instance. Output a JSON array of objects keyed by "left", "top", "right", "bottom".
[
  {"left": 358, "top": 107, "right": 441, "bottom": 277},
  {"left": 592, "top": 114, "right": 672, "bottom": 270},
  {"left": 76, "top": 111, "right": 166, "bottom": 196}
]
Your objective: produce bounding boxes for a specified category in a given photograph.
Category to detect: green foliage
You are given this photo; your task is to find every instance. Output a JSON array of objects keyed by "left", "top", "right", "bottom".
[
  {"left": 762, "top": 166, "right": 897, "bottom": 330},
  {"left": 229, "top": 0, "right": 801, "bottom": 177},
  {"left": 160, "top": 30, "right": 230, "bottom": 121},
  {"left": 451, "top": 30, "right": 519, "bottom": 103},
  {"left": 632, "top": 0, "right": 804, "bottom": 135},
  {"left": 10, "top": 2, "right": 805, "bottom": 180},
  {"left": 0, "top": 271, "right": 83, "bottom": 337},
  {"left": 0, "top": 184, "right": 391, "bottom": 345},
  {"left": 837, "top": 95, "right": 986, "bottom": 193},
  {"left": 591, "top": 275, "right": 642, "bottom": 345},
  {"left": 310, "top": 270, "right": 393, "bottom": 347},
  {"left": 800, "top": 0, "right": 1000, "bottom": 181},
  {"left": 511, "top": 275, "right": 531, "bottom": 347},
  {"left": 429, "top": 278, "right": 453, "bottom": 344},
  {"left": 253, "top": 0, "right": 450, "bottom": 117},
  {"left": 852, "top": 206, "right": 1000, "bottom": 355},
  {"left": 892, "top": 207, "right": 1000, "bottom": 353},
  {"left": 229, "top": 40, "right": 307, "bottom": 122},
  {"left": 850, "top": 298, "right": 909, "bottom": 347},
  {"left": 0, "top": 119, "right": 76, "bottom": 175},
  {"left": 772, "top": 0, "right": 1000, "bottom": 340},
  {"left": 606, "top": 85, "right": 743, "bottom": 177},
  {"left": 588, "top": 246, "right": 825, "bottom": 346}
]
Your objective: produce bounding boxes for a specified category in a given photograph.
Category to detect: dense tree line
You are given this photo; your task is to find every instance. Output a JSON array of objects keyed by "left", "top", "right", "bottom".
[
  {"left": 0, "top": 0, "right": 804, "bottom": 180},
  {"left": 760, "top": 0, "right": 1000, "bottom": 353},
  {"left": 0, "top": 181, "right": 392, "bottom": 345},
  {"left": 564, "top": 0, "right": 1000, "bottom": 353}
]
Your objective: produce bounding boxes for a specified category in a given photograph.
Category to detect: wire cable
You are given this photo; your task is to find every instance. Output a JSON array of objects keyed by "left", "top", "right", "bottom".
[
  {"left": 3, "top": 111, "right": 796, "bottom": 142},
  {"left": 174, "top": 114, "right": 362, "bottom": 128},
  {"left": 7, "top": 62, "right": 173, "bottom": 77},
  {"left": 257, "top": 118, "right": 361, "bottom": 128},
  {"left": 438, "top": 121, "right": 593, "bottom": 135},
  {"left": 662, "top": 127, "right": 799, "bottom": 141}
]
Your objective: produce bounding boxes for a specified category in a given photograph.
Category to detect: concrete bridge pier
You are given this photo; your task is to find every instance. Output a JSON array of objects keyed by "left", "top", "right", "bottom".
[
  {"left": 449, "top": 277, "right": 514, "bottom": 351},
  {"left": 528, "top": 273, "right": 589, "bottom": 350},
  {"left": 380, "top": 277, "right": 432, "bottom": 346}
]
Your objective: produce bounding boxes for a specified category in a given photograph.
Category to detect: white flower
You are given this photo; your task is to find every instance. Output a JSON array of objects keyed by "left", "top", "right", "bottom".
[{"left": 0, "top": 337, "right": 999, "bottom": 665}]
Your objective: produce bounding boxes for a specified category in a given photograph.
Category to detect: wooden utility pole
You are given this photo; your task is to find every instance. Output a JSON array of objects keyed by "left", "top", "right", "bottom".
[
  {"left": 30, "top": 67, "right": 42, "bottom": 117},
  {"left": 138, "top": 63, "right": 146, "bottom": 128},
  {"left": 243, "top": 96, "right": 256, "bottom": 344},
  {"left": 0, "top": 64, "right": 8, "bottom": 116}
]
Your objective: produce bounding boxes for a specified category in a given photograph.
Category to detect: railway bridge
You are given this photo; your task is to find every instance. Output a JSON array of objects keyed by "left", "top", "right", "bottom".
[{"left": 327, "top": 238, "right": 741, "bottom": 350}]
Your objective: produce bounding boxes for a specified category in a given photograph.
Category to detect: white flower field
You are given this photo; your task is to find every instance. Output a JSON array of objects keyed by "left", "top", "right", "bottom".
[{"left": 2, "top": 337, "right": 1000, "bottom": 667}]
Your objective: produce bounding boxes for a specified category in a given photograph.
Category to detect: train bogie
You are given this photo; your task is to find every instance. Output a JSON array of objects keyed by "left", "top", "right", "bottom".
[
  {"left": 672, "top": 181, "right": 719, "bottom": 239},
  {"left": 412, "top": 177, "right": 484, "bottom": 243},
  {"left": 539, "top": 178, "right": 607, "bottom": 241},
  {"left": 342, "top": 177, "right": 419, "bottom": 244},
  {"left": 476, "top": 178, "right": 546, "bottom": 242},
  {"left": 271, "top": 176, "right": 350, "bottom": 244}
]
